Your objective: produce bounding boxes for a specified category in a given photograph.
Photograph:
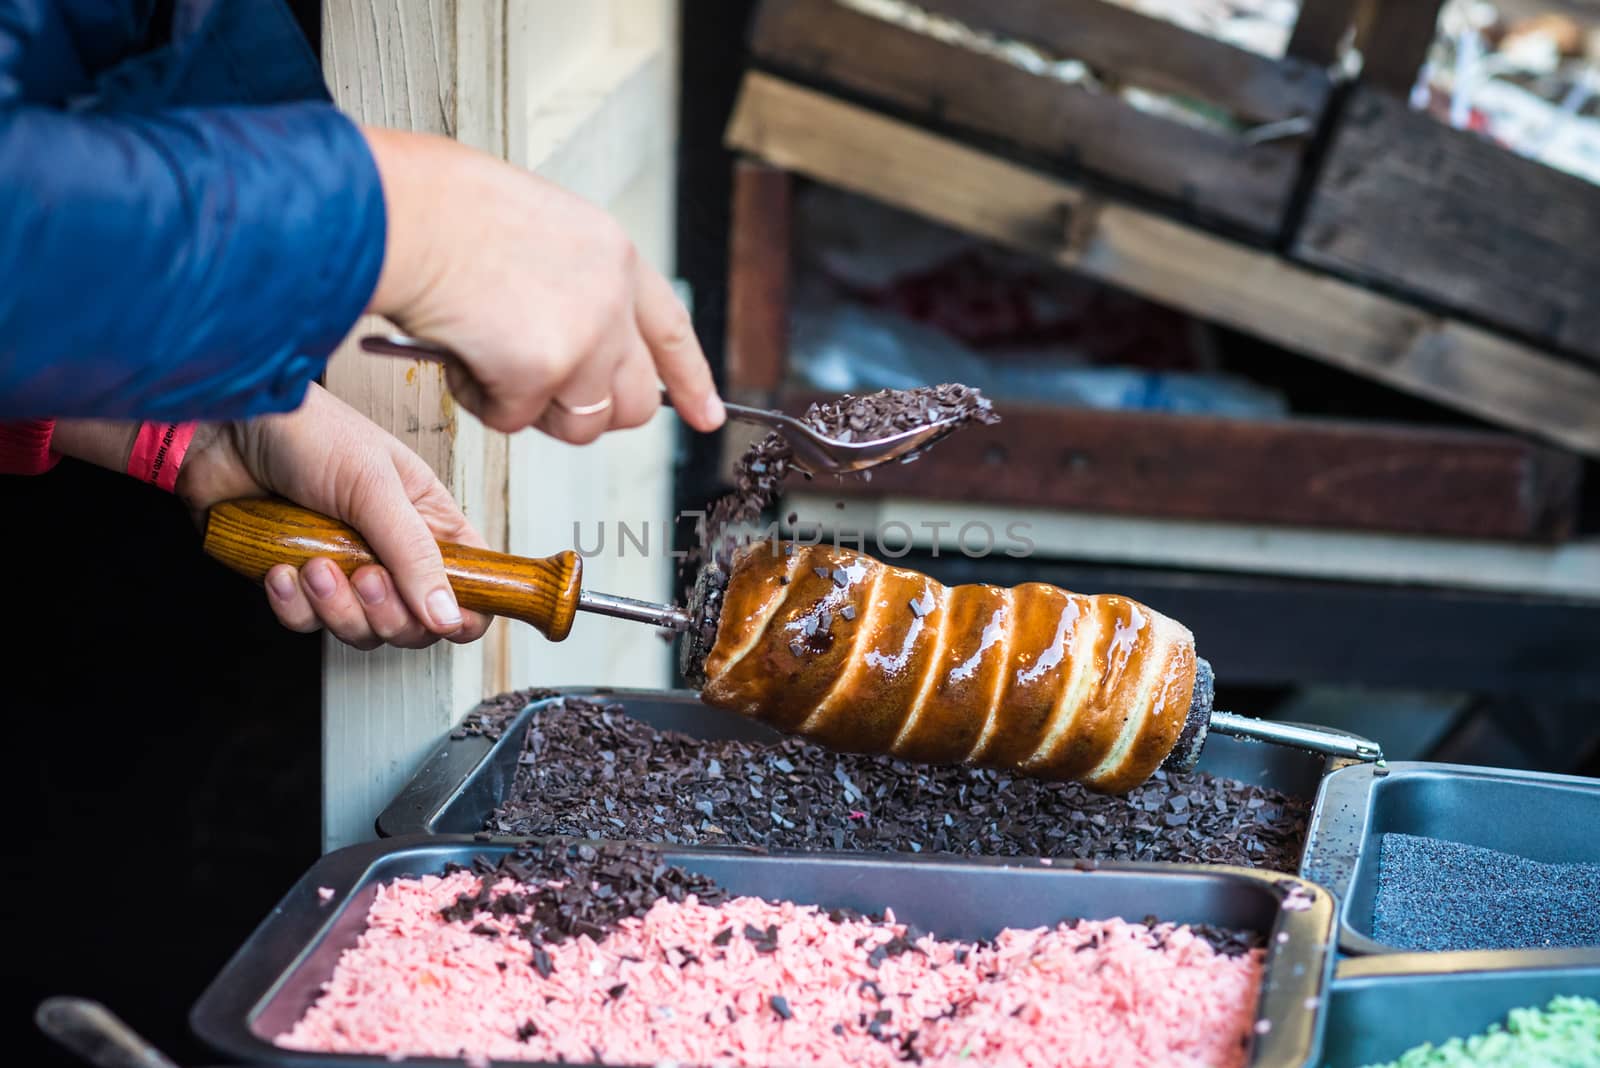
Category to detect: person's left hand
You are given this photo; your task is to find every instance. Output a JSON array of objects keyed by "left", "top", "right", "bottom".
[{"left": 171, "top": 383, "right": 493, "bottom": 650}]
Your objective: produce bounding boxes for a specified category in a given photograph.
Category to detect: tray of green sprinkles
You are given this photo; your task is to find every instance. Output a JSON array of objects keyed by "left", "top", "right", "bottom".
[{"left": 1320, "top": 949, "right": 1600, "bottom": 1067}]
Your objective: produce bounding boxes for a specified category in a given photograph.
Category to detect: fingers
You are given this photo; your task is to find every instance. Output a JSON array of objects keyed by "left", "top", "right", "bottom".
[
  {"left": 608, "top": 337, "right": 663, "bottom": 431},
  {"left": 265, "top": 564, "right": 320, "bottom": 634},
  {"left": 349, "top": 566, "right": 442, "bottom": 649},
  {"left": 263, "top": 562, "right": 447, "bottom": 650},
  {"left": 341, "top": 465, "right": 465, "bottom": 635},
  {"left": 635, "top": 262, "right": 724, "bottom": 432},
  {"left": 537, "top": 330, "right": 626, "bottom": 446},
  {"left": 265, "top": 560, "right": 380, "bottom": 650}
]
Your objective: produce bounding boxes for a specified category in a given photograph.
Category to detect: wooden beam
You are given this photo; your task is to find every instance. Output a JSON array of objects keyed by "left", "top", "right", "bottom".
[
  {"left": 778, "top": 390, "right": 1582, "bottom": 542},
  {"left": 1286, "top": 0, "right": 1360, "bottom": 66},
  {"left": 1354, "top": 0, "right": 1445, "bottom": 95},
  {"left": 1296, "top": 87, "right": 1600, "bottom": 369},
  {"left": 725, "top": 73, "right": 1600, "bottom": 458},
  {"left": 748, "top": 0, "right": 1309, "bottom": 237},
  {"left": 724, "top": 161, "right": 791, "bottom": 401},
  {"left": 782, "top": 493, "right": 1600, "bottom": 601},
  {"left": 914, "top": 0, "right": 1328, "bottom": 123}
]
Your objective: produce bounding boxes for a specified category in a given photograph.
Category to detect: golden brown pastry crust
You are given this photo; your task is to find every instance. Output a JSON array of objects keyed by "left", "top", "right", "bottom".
[{"left": 699, "top": 542, "right": 1198, "bottom": 793}]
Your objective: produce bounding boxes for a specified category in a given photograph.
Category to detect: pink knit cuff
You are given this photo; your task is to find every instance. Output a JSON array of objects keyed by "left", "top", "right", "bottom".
[{"left": 0, "top": 420, "right": 59, "bottom": 475}]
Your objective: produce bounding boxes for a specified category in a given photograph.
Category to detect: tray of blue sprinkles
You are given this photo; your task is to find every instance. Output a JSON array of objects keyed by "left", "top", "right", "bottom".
[{"left": 1300, "top": 761, "right": 1600, "bottom": 956}]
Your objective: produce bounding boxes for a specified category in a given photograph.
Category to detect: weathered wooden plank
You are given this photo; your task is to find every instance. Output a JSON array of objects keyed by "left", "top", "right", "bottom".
[
  {"left": 724, "top": 161, "right": 791, "bottom": 401},
  {"left": 726, "top": 73, "right": 1600, "bottom": 457},
  {"left": 1296, "top": 87, "right": 1600, "bottom": 368},
  {"left": 779, "top": 390, "right": 1581, "bottom": 541},
  {"left": 784, "top": 492, "right": 1600, "bottom": 600},
  {"left": 318, "top": 1, "right": 681, "bottom": 851},
  {"left": 749, "top": 0, "right": 1303, "bottom": 236},
  {"left": 1354, "top": 0, "right": 1446, "bottom": 96},
  {"left": 1286, "top": 0, "right": 1360, "bottom": 66},
  {"left": 915, "top": 0, "right": 1329, "bottom": 123},
  {"left": 321, "top": 0, "right": 478, "bottom": 853}
]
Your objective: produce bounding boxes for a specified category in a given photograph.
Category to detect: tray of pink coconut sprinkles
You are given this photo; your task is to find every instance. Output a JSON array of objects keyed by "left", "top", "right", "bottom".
[{"left": 191, "top": 835, "right": 1336, "bottom": 1068}]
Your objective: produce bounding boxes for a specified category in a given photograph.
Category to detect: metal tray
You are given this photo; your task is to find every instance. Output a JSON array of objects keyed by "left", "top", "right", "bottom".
[
  {"left": 191, "top": 835, "right": 1336, "bottom": 1068},
  {"left": 1300, "top": 761, "right": 1600, "bottom": 955},
  {"left": 1321, "top": 950, "right": 1600, "bottom": 1067},
  {"left": 377, "top": 688, "right": 1361, "bottom": 860}
]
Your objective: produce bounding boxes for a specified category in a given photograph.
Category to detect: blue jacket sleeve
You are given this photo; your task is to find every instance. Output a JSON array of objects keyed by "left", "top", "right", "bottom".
[{"left": 0, "top": 99, "right": 387, "bottom": 420}]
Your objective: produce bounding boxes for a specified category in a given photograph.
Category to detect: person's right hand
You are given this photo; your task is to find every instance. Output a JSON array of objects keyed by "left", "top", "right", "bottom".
[{"left": 361, "top": 126, "right": 726, "bottom": 444}]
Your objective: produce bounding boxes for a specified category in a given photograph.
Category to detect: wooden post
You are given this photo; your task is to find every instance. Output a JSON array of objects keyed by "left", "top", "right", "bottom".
[
  {"left": 1286, "top": 0, "right": 1361, "bottom": 66},
  {"left": 724, "top": 162, "right": 791, "bottom": 404},
  {"left": 319, "top": 1, "right": 682, "bottom": 851},
  {"left": 1355, "top": 0, "right": 1447, "bottom": 96}
]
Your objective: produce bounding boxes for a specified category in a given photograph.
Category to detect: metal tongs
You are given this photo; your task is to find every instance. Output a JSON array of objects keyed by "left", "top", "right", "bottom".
[{"left": 360, "top": 332, "right": 966, "bottom": 475}]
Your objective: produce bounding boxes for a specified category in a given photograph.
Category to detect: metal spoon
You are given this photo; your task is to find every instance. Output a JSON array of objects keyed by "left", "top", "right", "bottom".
[{"left": 360, "top": 332, "right": 967, "bottom": 476}]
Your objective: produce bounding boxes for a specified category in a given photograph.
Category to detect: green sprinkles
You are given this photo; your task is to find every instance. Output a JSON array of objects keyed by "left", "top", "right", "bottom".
[{"left": 1357, "top": 996, "right": 1600, "bottom": 1068}]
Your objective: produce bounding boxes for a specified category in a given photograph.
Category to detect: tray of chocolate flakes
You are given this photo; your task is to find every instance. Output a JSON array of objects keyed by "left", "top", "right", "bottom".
[
  {"left": 191, "top": 836, "right": 1335, "bottom": 1068},
  {"left": 376, "top": 688, "right": 1365, "bottom": 873}
]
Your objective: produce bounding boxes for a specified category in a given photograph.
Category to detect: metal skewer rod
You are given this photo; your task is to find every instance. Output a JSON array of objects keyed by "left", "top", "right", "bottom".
[
  {"left": 1209, "top": 711, "right": 1383, "bottom": 762},
  {"left": 578, "top": 589, "right": 691, "bottom": 630}
]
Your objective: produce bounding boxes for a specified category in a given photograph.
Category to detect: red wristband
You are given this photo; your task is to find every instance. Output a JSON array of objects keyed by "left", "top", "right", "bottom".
[{"left": 127, "top": 421, "right": 198, "bottom": 493}]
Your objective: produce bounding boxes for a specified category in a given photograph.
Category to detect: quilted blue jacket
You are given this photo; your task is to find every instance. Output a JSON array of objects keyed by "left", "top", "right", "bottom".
[{"left": 0, "top": 0, "right": 386, "bottom": 419}]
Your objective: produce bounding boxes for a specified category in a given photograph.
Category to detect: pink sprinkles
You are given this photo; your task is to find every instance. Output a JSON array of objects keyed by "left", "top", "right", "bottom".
[{"left": 277, "top": 871, "right": 1264, "bottom": 1067}]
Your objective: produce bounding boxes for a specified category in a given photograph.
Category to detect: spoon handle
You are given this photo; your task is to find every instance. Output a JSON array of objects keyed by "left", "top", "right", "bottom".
[{"left": 35, "top": 998, "right": 181, "bottom": 1068}]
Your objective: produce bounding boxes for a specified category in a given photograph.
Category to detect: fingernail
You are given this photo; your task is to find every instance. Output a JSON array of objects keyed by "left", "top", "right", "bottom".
[
  {"left": 354, "top": 572, "right": 388, "bottom": 606},
  {"left": 703, "top": 393, "right": 726, "bottom": 427},
  {"left": 427, "top": 588, "right": 463, "bottom": 629},
  {"left": 267, "top": 568, "right": 297, "bottom": 600},
  {"left": 305, "top": 560, "right": 339, "bottom": 599}
]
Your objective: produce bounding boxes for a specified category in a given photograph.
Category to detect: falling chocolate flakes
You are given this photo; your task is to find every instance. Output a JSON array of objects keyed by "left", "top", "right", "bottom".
[{"left": 680, "top": 386, "right": 998, "bottom": 582}]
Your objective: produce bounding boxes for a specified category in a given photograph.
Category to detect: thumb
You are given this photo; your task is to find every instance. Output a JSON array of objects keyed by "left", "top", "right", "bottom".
[{"left": 342, "top": 466, "right": 463, "bottom": 634}]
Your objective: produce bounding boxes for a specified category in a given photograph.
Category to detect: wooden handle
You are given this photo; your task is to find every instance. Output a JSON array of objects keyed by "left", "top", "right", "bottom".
[{"left": 203, "top": 498, "right": 583, "bottom": 641}]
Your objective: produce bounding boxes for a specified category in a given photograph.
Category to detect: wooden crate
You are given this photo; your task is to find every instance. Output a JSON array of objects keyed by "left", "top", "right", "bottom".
[
  {"left": 724, "top": 76, "right": 1600, "bottom": 459},
  {"left": 724, "top": 161, "right": 1584, "bottom": 543},
  {"left": 1294, "top": 86, "right": 1600, "bottom": 369},
  {"left": 746, "top": 0, "right": 1333, "bottom": 241}
]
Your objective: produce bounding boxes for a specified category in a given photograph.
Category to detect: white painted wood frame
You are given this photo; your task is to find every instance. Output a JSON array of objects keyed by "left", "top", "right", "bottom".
[{"left": 320, "top": 0, "right": 683, "bottom": 851}]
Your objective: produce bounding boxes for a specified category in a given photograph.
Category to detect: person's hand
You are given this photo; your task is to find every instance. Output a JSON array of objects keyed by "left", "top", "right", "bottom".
[
  {"left": 169, "top": 384, "right": 492, "bottom": 650},
  {"left": 362, "top": 126, "right": 726, "bottom": 442}
]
